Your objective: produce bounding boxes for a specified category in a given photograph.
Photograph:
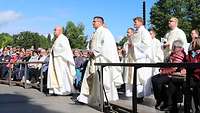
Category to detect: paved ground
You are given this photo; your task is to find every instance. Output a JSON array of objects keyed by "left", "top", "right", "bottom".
[
  {"left": 0, "top": 84, "right": 101, "bottom": 113},
  {"left": 0, "top": 83, "right": 185, "bottom": 113}
]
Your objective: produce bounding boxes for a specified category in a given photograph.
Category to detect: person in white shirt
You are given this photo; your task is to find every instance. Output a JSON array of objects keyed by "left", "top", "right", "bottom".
[
  {"left": 149, "top": 28, "right": 164, "bottom": 75},
  {"left": 123, "top": 27, "right": 135, "bottom": 97},
  {"left": 163, "top": 17, "right": 188, "bottom": 58},
  {"left": 132, "top": 17, "right": 153, "bottom": 99}
]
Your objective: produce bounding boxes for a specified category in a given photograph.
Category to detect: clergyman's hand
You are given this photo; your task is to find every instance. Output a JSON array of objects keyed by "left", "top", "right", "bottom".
[{"left": 88, "top": 51, "right": 95, "bottom": 58}]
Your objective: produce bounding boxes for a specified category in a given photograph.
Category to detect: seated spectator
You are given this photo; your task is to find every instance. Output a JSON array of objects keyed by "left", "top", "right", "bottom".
[
  {"left": 37, "top": 49, "right": 47, "bottom": 70},
  {"left": 27, "top": 50, "right": 39, "bottom": 83},
  {"left": 18, "top": 51, "right": 29, "bottom": 81},
  {"left": 35, "top": 49, "right": 47, "bottom": 84},
  {"left": 41, "top": 54, "right": 50, "bottom": 93},
  {"left": 151, "top": 40, "right": 186, "bottom": 111},
  {"left": 187, "top": 38, "right": 200, "bottom": 113},
  {"left": 81, "top": 50, "right": 89, "bottom": 79},
  {"left": 28, "top": 49, "right": 47, "bottom": 84},
  {"left": 10, "top": 52, "right": 22, "bottom": 81},
  {"left": 73, "top": 49, "right": 84, "bottom": 91},
  {"left": 0, "top": 50, "right": 4, "bottom": 79},
  {"left": 1, "top": 49, "right": 11, "bottom": 80},
  {"left": 12, "top": 51, "right": 26, "bottom": 81}
]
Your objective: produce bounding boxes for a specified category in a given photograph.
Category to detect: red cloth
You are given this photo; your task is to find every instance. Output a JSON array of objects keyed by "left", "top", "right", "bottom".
[
  {"left": 160, "top": 67, "right": 177, "bottom": 75},
  {"left": 160, "top": 48, "right": 186, "bottom": 75},
  {"left": 170, "top": 48, "right": 186, "bottom": 63},
  {"left": 6, "top": 55, "right": 18, "bottom": 68},
  {"left": 187, "top": 50, "right": 200, "bottom": 80}
]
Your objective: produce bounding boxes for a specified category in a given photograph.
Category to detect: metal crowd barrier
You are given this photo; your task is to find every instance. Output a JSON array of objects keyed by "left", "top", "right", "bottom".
[
  {"left": 94, "top": 62, "right": 200, "bottom": 113},
  {"left": 0, "top": 61, "right": 45, "bottom": 92}
]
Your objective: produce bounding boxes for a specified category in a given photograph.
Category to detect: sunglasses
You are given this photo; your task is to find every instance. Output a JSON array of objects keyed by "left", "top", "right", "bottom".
[{"left": 169, "top": 20, "right": 175, "bottom": 22}]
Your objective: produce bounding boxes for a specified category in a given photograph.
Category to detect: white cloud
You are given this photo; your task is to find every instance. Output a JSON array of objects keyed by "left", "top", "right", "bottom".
[{"left": 0, "top": 10, "right": 22, "bottom": 25}]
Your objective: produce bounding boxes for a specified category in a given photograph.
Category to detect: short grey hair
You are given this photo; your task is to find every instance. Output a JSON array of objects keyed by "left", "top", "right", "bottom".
[{"left": 172, "top": 40, "right": 183, "bottom": 50}]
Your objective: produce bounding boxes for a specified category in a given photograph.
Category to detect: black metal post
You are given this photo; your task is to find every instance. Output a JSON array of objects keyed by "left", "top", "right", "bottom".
[
  {"left": 132, "top": 66, "right": 138, "bottom": 113},
  {"left": 184, "top": 67, "right": 192, "bottom": 113},
  {"left": 8, "top": 66, "right": 12, "bottom": 86},
  {"left": 40, "top": 66, "right": 43, "bottom": 92},
  {"left": 143, "top": 0, "right": 146, "bottom": 27},
  {"left": 24, "top": 63, "right": 27, "bottom": 88},
  {"left": 100, "top": 66, "right": 104, "bottom": 112}
]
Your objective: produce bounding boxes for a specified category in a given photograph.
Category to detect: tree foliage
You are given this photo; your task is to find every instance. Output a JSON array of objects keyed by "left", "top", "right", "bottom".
[
  {"left": 150, "top": 0, "right": 200, "bottom": 42},
  {"left": 0, "top": 33, "right": 13, "bottom": 48},
  {"left": 63, "top": 21, "right": 86, "bottom": 49},
  {"left": 117, "top": 36, "right": 127, "bottom": 47},
  {"left": 12, "top": 31, "right": 51, "bottom": 49},
  {"left": 0, "top": 21, "right": 86, "bottom": 50},
  {"left": 47, "top": 33, "right": 53, "bottom": 47}
]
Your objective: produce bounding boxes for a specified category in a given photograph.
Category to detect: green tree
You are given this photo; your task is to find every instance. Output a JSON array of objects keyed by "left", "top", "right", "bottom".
[
  {"left": 13, "top": 31, "right": 50, "bottom": 49},
  {"left": 150, "top": 0, "right": 200, "bottom": 42},
  {"left": 0, "top": 33, "right": 13, "bottom": 48},
  {"left": 63, "top": 21, "right": 86, "bottom": 49},
  {"left": 117, "top": 36, "right": 127, "bottom": 47},
  {"left": 47, "top": 33, "right": 53, "bottom": 47}
]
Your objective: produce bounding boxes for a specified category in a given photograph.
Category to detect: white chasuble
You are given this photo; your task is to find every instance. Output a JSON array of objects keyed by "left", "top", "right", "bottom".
[{"left": 47, "top": 34, "right": 76, "bottom": 95}]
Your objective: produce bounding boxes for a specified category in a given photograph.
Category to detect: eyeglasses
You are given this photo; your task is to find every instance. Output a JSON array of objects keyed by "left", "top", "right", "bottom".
[
  {"left": 93, "top": 20, "right": 99, "bottom": 23},
  {"left": 169, "top": 20, "right": 175, "bottom": 22}
]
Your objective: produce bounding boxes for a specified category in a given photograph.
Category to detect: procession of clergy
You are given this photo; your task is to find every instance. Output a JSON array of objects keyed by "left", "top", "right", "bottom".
[{"left": 47, "top": 16, "right": 191, "bottom": 107}]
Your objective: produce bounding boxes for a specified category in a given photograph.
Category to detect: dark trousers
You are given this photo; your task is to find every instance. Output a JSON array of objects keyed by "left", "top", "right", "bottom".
[
  {"left": 28, "top": 68, "right": 40, "bottom": 82},
  {"left": 12, "top": 67, "right": 25, "bottom": 80},
  {"left": 42, "top": 70, "right": 48, "bottom": 93},
  {"left": 165, "top": 76, "right": 185, "bottom": 110},
  {"left": 2, "top": 66, "right": 9, "bottom": 79},
  {"left": 151, "top": 74, "right": 170, "bottom": 104},
  {"left": 166, "top": 76, "right": 200, "bottom": 112},
  {"left": 191, "top": 77, "right": 200, "bottom": 111}
]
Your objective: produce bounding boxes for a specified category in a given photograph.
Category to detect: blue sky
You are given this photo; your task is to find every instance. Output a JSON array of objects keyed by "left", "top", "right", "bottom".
[{"left": 0, "top": 0, "right": 155, "bottom": 41}]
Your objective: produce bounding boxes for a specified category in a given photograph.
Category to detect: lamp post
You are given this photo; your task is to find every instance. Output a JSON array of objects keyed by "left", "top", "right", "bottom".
[{"left": 143, "top": 0, "right": 146, "bottom": 27}]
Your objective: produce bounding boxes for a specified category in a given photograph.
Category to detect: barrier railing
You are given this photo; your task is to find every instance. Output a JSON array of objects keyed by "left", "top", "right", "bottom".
[
  {"left": 94, "top": 62, "right": 200, "bottom": 113},
  {"left": 0, "top": 61, "right": 45, "bottom": 92}
]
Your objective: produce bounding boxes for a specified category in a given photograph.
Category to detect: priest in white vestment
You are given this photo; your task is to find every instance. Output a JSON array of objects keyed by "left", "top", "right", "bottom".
[
  {"left": 47, "top": 26, "right": 76, "bottom": 95},
  {"left": 76, "top": 16, "right": 123, "bottom": 104},
  {"left": 123, "top": 27, "right": 135, "bottom": 97},
  {"left": 163, "top": 17, "right": 188, "bottom": 59},
  {"left": 132, "top": 17, "right": 153, "bottom": 98},
  {"left": 149, "top": 28, "right": 164, "bottom": 75}
]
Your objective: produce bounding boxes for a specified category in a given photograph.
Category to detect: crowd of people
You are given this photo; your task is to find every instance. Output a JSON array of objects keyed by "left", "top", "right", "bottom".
[
  {"left": 0, "top": 16, "right": 200, "bottom": 113},
  {"left": 0, "top": 46, "right": 49, "bottom": 83}
]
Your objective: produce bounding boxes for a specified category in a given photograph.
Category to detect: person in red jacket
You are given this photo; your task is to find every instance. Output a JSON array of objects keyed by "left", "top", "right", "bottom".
[
  {"left": 187, "top": 38, "right": 200, "bottom": 113},
  {"left": 152, "top": 40, "right": 186, "bottom": 111}
]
